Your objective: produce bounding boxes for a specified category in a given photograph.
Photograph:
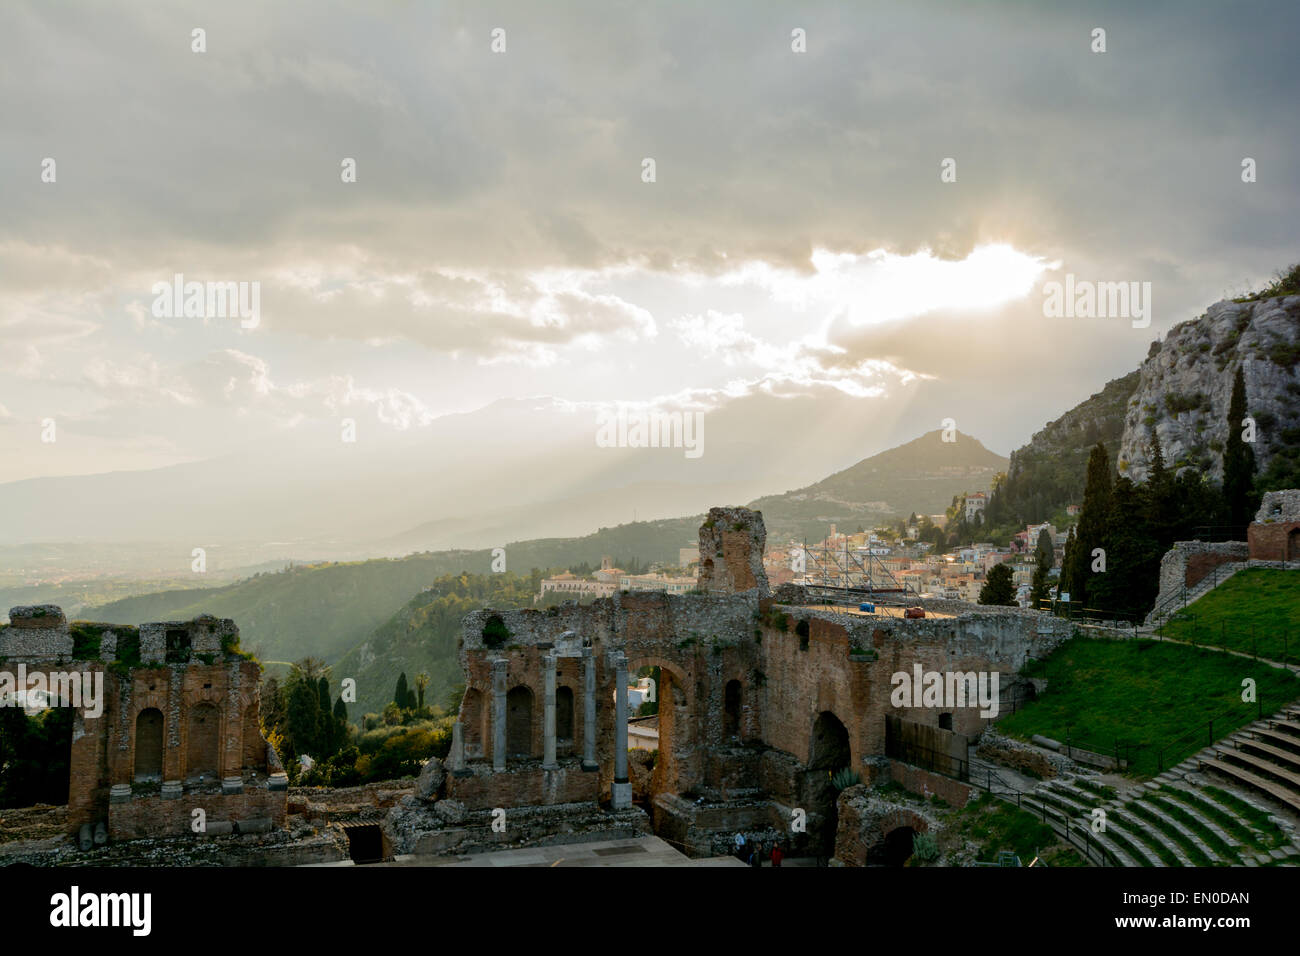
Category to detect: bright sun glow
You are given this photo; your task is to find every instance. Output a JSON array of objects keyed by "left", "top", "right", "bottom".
[{"left": 724, "top": 243, "right": 1053, "bottom": 326}]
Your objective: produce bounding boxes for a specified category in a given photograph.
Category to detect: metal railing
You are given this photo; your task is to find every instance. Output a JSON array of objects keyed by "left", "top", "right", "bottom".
[
  {"left": 887, "top": 741, "right": 1119, "bottom": 866},
  {"left": 1154, "top": 693, "right": 1294, "bottom": 772}
]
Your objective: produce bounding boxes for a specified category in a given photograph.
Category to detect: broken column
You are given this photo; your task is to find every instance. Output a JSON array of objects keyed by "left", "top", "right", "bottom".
[
  {"left": 582, "top": 645, "right": 597, "bottom": 771},
  {"left": 449, "top": 720, "right": 466, "bottom": 773},
  {"left": 612, "top": 651, "right": 632, "bottom": 809},
  {"left": 542, "top": 651, "right": 558, "bottom": 770},
  {"left": 492, "top": 658, "right": 507, "bottom": 772}
]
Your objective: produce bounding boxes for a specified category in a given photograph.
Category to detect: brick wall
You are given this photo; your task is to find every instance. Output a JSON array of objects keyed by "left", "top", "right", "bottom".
[
  {"left": 1248, "top": 521, "right": 1300, "bottom": 562},
  {"left": 108, "top": 787, "right": 287, "bottom": 840}
]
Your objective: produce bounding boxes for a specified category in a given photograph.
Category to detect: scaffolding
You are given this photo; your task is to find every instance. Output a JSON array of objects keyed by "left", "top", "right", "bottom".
[{"left": 795, "top": 539, "right": 918, "bottom": 604}]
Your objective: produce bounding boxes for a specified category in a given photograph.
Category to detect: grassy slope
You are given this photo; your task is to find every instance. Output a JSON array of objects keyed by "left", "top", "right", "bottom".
[
  {"left": 999, "top": 637, "right": 1300, "bottom": 776},
  {"left": 1158, "top": 568, "right": 1300, "bottom": 664}
]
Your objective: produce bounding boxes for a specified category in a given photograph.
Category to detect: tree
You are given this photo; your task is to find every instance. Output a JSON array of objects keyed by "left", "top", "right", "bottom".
[
  {"left": 285, "top": 669, "right": 324, "bottom": 760},
  {"left": 979, "top": 563, "right": 1016, "bottom": 606},
  {"left": 1223, "top": 364, "right": 1258, "bottom": 537},
  {"left": 394, "top": 673, "right": 409, "bottom": 711},
  {"left": 1029, "top": 528, "right": 1054, "bottom": 607},
  {"left": 1065, "top": 443, "right": 1113, "bottom": 609},
  {"left": 415, "top": 673, "right": 430, "bottom": 712},
  {"left": 1058, "top": 527, "right": 1077, "bottom": 609},
  {"left": 1089, "top": 477, "right": 1163, "bottom": 620}
]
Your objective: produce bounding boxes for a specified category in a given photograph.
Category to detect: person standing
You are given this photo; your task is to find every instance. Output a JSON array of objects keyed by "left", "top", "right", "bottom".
[
  {"left": 770, "top": 842, "right": 784, "bottom": 867},
  {"left": 750, "top": 842, "right": 763, "bottom": 867}
]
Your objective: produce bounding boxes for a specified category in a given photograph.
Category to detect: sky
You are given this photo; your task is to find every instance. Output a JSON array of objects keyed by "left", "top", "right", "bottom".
[{"left": 2, "top": 0, "right": 1298, "bottom": 495}]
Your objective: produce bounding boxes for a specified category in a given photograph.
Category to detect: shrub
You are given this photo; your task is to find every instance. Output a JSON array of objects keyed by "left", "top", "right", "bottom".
[
  {"left": 912, "top": 832, "right": 940, "bottom": 862},
  {"left": 481, "top": 614, "right": 510, "bottom": 649},
  {"left": 830, "top": 768, "right": 861, "bottom": 791}
]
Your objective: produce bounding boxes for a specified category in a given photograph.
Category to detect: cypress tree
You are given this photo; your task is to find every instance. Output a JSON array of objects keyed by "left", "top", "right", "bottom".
[
  {"left": 395, "top": 672, "right": 409, "bottom": 710},
  {"left": 1058, "top": 527, "right": 1077, "bottom": 611},
  {"left": 1223, "top": 364, "right": 1257, "bottom": 537},
  {"left": 1068, "top": 442, "right": 1113, "bottom": 609},
  {"left": 1030, "top": 527, "right": 1054, "bottom": 608},
  {"left": 1091, "top": 477, "right": 1162, "bottom": 620}
]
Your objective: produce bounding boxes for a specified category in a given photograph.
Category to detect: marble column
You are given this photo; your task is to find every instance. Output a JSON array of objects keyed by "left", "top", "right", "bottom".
[
  {"left": 542, "top": 651, "right": 558, "bottom": 769},
  {"left": 611, "top": 651, "right": 632, "bottom": 809},
  {"left": 449, "top": 720, "right": 466, "bottom": 773},
  {"left": 582, "top": 646, "right": 598, "bottom": 771},
  {"left": 492, "top": 658, "right": 507, "bottom": 772}
]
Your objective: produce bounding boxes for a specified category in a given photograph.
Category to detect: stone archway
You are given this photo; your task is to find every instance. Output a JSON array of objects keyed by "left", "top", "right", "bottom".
[
  {"left": 623, "top": 656, "right": 693, "bottom": 806},
  {"left": 805, "top": 710, "right": 852, "bottom": 861},
  {"left": 185, "top": 702, "right": 221, "bottom": 783},
  {"left": 134, "top": 708, "right": 164, "bottom": 782},
  {"left": 809, "top": 710, "right": 850, "bottom": 770},
  {"left": 874, "top": 826, "right": 917, "bottom": 867},
  {"left": 506, "top": 686, "right": 534, "bottom": 758},
  {"left": 723, "top": 680, "right": 743, "bottom": 739}
]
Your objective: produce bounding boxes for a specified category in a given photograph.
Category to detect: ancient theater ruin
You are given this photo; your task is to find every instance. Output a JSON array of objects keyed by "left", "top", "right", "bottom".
[
  {"left": 391, "top": 506, "right": 1072, "bottom": 863},
  {"left": 0, "top": 607, "right": 287, "bottom": 846}
]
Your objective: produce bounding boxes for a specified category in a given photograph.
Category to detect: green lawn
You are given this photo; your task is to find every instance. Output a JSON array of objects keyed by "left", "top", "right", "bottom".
[
  {"left": 1158, "top": 568, "right": 1300, "bottom": 665},
  {"left": 999, "top": 636, "right": 1300, "bottom": 776}
]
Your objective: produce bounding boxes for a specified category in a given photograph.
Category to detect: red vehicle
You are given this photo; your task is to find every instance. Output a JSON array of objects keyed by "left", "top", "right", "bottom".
[{"left": 903, "top": 606, "right": 926, "bottom": 620}]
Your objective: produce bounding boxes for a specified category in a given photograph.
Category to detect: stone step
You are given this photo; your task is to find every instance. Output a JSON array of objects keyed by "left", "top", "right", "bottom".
[
  {"left": 1155, "top": 787, "right": 1245, "bottom": 853},
  {"left": 1134, "top": 796, "right": 1229, "bottom": 864},
  {"left": 1106, "top": 805, "right": 1191, "bottom": 866},
  {"left": 1199, "top": 757, "right": 1300, "bottom": 815}
]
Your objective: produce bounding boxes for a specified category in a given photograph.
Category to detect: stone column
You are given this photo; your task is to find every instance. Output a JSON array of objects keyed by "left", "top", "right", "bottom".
[
  {"left": 492, "top": 658, "right": 507, "bottom": 772},
  {"left": 542, "top": 651, "right": 558, "bottom": 769},
  {"left": 449, "top": 720, "right": 466, "bottom": 773},
  {"left": 582, "top": 646, "right": 598, "bottom": 771},
  {"left": 612, "top": 651, "right": 632, "bottom": 809}
]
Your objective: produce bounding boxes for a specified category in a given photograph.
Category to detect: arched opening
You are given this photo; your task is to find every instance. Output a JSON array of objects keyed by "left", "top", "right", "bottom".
[
  {"left": 938, "top": 712, "right": 953, "bottom": 731},
  {"left": 867, "top": 826, "right": 917, "bottom": 867},
  {"left": 461, "top": 688, "right": 485, "bottom": 758},
  {"left": 1288, "top": 527, "right": 1300, "bottom": 562},
  {"left": 796, "top": 619, "right": 810, "bottom": 651},
  {"left": 482, "top": 614, "right": 509, "bottom": 650},
  {"left": 806, "top": 710, "right": 852, "bottom": 863},
  {"left": 624, "top": 659, "right": 691, "bottom": 812},
  {"left": 556, "top": 686, "right": 575, "bottom": 745},
  {"left": 810, "top": 711, "right": 850, "bottom": 770},
  {"left": 723, "top": 680, "right": 742, "bottom": 738},
  {"left": 185, "top": 702, "right": 221, "bottom": 783},
  {"left": 134, "top": 708, "right": 164, "bottom": 782},
  {"left": 5, "top": 705, "right": 74, "bottom": 806},
  {"left": 506, "top": 686, "right": 534, "bottom": 758}
]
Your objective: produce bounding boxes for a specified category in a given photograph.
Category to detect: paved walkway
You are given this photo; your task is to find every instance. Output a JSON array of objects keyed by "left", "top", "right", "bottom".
[{"left": 329, "top": 835, "right": 749, "bottom": 868}]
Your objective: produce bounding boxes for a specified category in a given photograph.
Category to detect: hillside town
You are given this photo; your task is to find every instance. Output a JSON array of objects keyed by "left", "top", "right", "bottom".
[{"left": 536, "top": 492, "right": 1076, "bottom": 610}]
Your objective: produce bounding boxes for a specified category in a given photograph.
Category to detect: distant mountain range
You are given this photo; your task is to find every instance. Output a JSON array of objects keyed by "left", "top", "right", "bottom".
[{"left": 750, "top": 429, "right": 1007, "bottom": 540}]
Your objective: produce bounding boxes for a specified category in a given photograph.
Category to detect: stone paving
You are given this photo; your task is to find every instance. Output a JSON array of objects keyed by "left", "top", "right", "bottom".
[{"left": 310, "top": 835, "right": 749, "bottom": 867}]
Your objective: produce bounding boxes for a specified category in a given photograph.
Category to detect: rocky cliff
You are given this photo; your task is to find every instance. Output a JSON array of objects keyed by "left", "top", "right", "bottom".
[{"left": 1119, "top": 294, "right": 1300, "bottom": 482}]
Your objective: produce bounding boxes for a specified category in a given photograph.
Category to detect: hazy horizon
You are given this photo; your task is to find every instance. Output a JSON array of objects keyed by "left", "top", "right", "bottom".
[{"left": 3, "top": 0, "right": 1298, "bottom": 560}]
